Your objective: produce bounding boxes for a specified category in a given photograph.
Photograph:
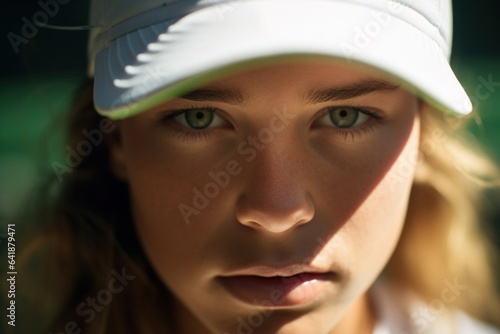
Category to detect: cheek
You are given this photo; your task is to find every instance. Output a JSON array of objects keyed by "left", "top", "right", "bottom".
[
  {"left": 315, "top": 113, "right": 420, "bottom": 285},
  {"left": 120, "top": 117, "right": 234, "bottom": 228},
  {"left": 118, "top": 122, "right": 238, "bottom": 289},
  {"left": 349, "top": 124, "right": 419, "bottom": 266}
]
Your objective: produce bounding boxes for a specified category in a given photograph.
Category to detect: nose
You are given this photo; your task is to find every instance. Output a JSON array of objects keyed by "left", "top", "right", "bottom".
[{"left": 235, "top": 149, "right": 315, "bottom": 233}]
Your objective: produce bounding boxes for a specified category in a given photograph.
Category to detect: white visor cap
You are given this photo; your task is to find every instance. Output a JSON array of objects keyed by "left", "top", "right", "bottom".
[{"left": 88, "top": 0, "right": 473, "bottom": 120}]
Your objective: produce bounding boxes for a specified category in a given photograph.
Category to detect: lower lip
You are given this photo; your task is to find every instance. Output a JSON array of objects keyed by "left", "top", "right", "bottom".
[{"left": 218, "top": 273, "right": 335, "bottom": 307}]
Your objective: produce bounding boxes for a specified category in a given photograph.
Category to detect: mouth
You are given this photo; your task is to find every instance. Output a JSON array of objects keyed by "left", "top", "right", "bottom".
[{"left": 218, "top": 265, "right": 338, "bottom": 308}]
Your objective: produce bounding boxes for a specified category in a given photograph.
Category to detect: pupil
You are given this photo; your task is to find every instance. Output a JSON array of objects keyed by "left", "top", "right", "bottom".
[
  {"left": 196, "top": 112, "right": 204, "bottom": 119},
  {"left": 339, "top": 110, "right": 348, "bottom": 118}
]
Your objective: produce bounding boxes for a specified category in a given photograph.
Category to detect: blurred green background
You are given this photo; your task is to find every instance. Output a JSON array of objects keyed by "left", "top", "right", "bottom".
[{"left": 1, "top": 0, "right": 500, "bottom": 271}]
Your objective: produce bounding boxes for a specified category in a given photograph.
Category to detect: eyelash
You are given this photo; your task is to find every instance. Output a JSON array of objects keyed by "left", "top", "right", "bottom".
[
  {"left": 158, "top": 105, "right": 222, "bottom": 142},
  {"left": 315, "top": 105, "right": 384, "bottom": 141},
  {"left": 158, "top": 105, "right": 384, "bottom": 142}
]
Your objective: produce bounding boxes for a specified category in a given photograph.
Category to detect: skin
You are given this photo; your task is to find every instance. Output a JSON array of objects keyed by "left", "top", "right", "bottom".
[{"left": 109, "top": 60, "right": 421, "bottom": 334}]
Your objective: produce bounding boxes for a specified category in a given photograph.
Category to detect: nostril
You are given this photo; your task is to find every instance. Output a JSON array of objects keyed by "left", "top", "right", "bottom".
[{"left": 236, "top": 197, "right": 315, "bottom": 233}]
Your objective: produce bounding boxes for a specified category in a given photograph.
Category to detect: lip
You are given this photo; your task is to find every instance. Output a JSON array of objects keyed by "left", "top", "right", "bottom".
[
  {"left": 218, "top": 265, "right": 337, "bottom": 308},
  {"left": 223, "top": 264, "right": 330, "bottom": 277}
]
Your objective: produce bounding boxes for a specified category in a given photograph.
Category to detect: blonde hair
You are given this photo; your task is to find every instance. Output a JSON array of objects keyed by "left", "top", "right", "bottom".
[
  {"left": 388, "top": 104, "right": 500, "bottom": 324},
  {"left": 10, "top": 80, "right": 500, "bottom": 333}
]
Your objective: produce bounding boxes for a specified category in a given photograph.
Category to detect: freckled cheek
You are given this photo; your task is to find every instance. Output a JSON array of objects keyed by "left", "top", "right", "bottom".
[
  {"left": 123, "top": 131, "right": 235, "bottom": 209},
  {"left": 120, "top": 131, "right": 239, "bottom": 268},
  {"left": 309, "top": 134, "right": 408, "bottom": 230},
  {"left": 335, "top": 119, "right": 420, "bottom": 276},
  {"left": 125, "top": 167, "right": 215, "bottom": 289},
  {"left": 312, "top": 114, "right": 419, "bottom": 267}
]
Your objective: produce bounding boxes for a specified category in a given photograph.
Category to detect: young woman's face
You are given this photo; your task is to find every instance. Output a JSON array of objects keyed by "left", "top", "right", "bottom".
[{"left": 111, "top": 61, "right": 421, "bottom": 334}]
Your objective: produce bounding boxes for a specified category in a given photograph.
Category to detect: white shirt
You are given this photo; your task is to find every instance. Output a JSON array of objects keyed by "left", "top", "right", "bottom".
[{"left": 370, "top": 281, "right": 500, "bottom": 334}]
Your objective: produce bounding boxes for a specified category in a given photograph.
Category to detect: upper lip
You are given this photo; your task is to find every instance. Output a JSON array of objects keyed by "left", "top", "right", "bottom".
[{"left": 222, "top": 264, "right": 331, "bottom": 278}]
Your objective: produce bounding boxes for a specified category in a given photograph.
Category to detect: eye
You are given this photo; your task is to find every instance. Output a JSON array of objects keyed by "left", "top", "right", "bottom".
[
  {"left": 173, "top": 108, "right": 226, "bottom": 129},
  {"left": 317, "top": 106, "right": 371, "bottom": 128}
]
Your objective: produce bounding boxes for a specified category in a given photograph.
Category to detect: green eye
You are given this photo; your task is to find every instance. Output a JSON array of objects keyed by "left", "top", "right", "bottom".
[
  {"left": 329, "top": 107, "right": 359, "bottom": 128},
  {"left": 184, "top": 109, "right": 214, "bottom": 129}
]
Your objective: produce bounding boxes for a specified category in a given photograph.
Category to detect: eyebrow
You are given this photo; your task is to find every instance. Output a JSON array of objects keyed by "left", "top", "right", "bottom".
[
  {"left": 303, "top": 79, "right": 400, "bottom": 105},
  {"left": 179, "top": 78, "right": 400, "bottom": 105},
  {"left": 180, "top": 89, "right": 245, "bottom": 105}
]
